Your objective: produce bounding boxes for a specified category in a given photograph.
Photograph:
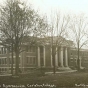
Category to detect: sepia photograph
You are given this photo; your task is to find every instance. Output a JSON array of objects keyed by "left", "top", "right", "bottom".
[{"left": 0, "top": 0, "right": 88, "bottom": 88}]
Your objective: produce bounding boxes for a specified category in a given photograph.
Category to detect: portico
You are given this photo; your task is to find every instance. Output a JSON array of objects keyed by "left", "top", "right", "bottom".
[
  {"left": 37, "top": 46, "right": 69, "bottom": 68},
  {"left": 55, "top": 46, "right": 69, "bottom": 68}
]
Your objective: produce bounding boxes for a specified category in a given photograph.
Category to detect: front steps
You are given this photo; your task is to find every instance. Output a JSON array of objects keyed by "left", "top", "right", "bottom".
[
  {"left": 57, "top": 67, "right": 72, "bottom": 71},
  {"left": 33, "top": 66, "right": 73, "bottom": 73},
  {"left": 45, "top": 67, "right": 77, "bottom": 74},
  {"left": 45, "top": 70, "right": 77, "bottom": 74}
]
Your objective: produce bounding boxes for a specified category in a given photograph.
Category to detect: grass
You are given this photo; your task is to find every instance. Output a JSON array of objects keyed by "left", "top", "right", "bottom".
[{"left": 0, "top": 71, "right": 88, "bottom": 88}]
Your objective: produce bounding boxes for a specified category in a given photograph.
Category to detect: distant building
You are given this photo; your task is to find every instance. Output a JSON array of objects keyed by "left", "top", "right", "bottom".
[
  {"left": 69, "top": 48, "right": 88, "bottom": 68},
  {"left": 0, "top": 36, "right": 87, "bottom": 73}
]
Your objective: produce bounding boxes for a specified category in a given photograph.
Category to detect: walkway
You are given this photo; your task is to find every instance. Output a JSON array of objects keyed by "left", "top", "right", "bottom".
[
  {"left": 0, "top": 74, "right": 11, "bottom": 76},
  {"left": 45, "top": 70, "right": 77, "bottom": 74},
  {"left": 0, "top": 70, "right": 77, "bottom": 76}
]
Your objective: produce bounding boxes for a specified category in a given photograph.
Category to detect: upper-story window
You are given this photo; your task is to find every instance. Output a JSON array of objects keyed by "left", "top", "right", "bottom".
[
  {"left": 26, "top": 57, "right": 36, "bottom": 65},
  {"left": 0, "top": 58, "right": 7, "bottom": 65},
  {"left": 26, "top": 46, "right": 36, "bottom": 52},
  {"left": 75, "top": 51, "right": 77, "bottom": 55},
  {"left": 70, "top": 58, "right": 73, "bottom": 59},
  {"left": 9, "top": 58, "right": 15, "bottom": 64},
  {"left": 0, "top": 47, "right": 7, "bottom": 54},
  {"left": 40, "top": 46, "right": 43, "bottom": 53},
  {"left": 71, "top": 52, "right": 73, "bottom": 55}
]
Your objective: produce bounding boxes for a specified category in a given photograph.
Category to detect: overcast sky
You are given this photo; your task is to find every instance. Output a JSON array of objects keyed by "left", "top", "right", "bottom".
[
  {"left": 0, "top": 0, "right": 88, "bottom": 48},
  {"left": 28, "top": 0, "right": 88, "bottom": 15},
  {"left": 1, "top": 0, "right": 88, "bottom": 15}
]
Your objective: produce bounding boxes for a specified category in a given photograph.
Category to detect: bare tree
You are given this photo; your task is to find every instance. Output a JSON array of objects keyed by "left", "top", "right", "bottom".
[
  {"left": 0, "top": 0, "right": 47, "bottom": 75},
  {"left": 46, "top": 11, "right": 70, "bottom": 74},
  {"left": 68, "top": 14, "right": 88, "bottom": 70}
]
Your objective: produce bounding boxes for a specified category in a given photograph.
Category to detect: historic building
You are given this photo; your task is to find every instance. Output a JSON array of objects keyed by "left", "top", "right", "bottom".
[
  {"left": 69, "top": 48, "right": 88, "bottom": 68},
  {"left": 0, "top": 36, "right": 88, "bottom": 73}
]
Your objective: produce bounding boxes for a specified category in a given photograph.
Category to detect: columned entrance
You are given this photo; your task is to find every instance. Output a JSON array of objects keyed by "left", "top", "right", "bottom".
[
  {"left": 59, "top": 47, "right": 64, "bottom": 67},
  {"left": 57, "top": 47, "right": 69, "bottom": 68},
  {"left": 37, "top": 46, "right": 69, "bottom": 69},
  {"left": 38, "top": 47, "right": 40, "bottom": 67},
  {"left": 43, "top": 46, "right": 46, "bottom": 67},
  {"left": 55, "top": 47, "right": 58, "bottom": 67},
  {"left": 65, "top": 47, "right": 68, "bottom": 67}
]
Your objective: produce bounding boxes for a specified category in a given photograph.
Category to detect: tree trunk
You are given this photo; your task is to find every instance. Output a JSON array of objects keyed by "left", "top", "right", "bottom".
[
  {"left": 52, "top": 56, "right": 55, "bottom": 74},
  {"left": 11, "top": 43, "right": 13, "bottom": 75},
  {"left": 77, "top": 43, "right": 80, "bottom": 71},
  {"left": 15, "top": 44, "right": 19, "bottom": 76},
  {"left": 51, "top": 46, "right": 56, "bottom": 74},
  {"left": 52, "top": 49, "right": 56, "bottom": 74}
]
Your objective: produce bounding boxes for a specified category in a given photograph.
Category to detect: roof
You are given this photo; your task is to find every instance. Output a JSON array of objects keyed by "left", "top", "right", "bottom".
[{"left": 22, "top": 36, "right": 74, "bottom": 47}]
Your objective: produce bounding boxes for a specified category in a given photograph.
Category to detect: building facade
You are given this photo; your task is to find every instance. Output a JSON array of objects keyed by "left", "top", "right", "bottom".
[
  {"left": 69, "top": 48, "right": 88, "bottom": 68},
  {"left": 0, "top": 37, "right": 88, "bottom": 73}
]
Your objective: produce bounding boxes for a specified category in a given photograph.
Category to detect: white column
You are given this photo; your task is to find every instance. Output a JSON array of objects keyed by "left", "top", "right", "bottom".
[
  {"left": 51, "top": 47, "right": 53, "bottom": 67},
  {"left": 65, "top": 48, "right": 68, "bottom": 67},
  {"left": 80, "top": 57, "right": 81, "bottom": 67},
  {"left": 75, "top": 58, "right": 77, "bottom": 66},
  {"left": 6, "top": 48, "right": 7, "bottom": 54},
  {"left": 1, "top": 59, "right": 2, "bottom": 65},
  {"left": 3, "top": 59, "right": 4, "bottom": 64},
  {"left": 38, "top": 47, "right": 40, "bottom": 67},
  {"left": 43, "top": 46, "right": 45, "bottom": 67},
  {"left": 22, "top": 52, "right": 24, "bottom": 72},
  {"left": 20, "top": 53, "right": 23, "bottom": 69},
  {"left": 55, "top": 47, "right": 58, "bottom": 67},
  {"left": 1, "top": 47, "right": 2, "bottom": 54},
  {"left": 7, "top": 49, "right": 10, "bottom": 73},
  {"left": 60, "top": 47, "right": 64, "bottom": 67}
]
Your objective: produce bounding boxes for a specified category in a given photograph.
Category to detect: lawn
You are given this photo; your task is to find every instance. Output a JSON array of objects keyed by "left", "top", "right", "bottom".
[{"left": 0, "top": 71, "right": 88, "bottom": 88}]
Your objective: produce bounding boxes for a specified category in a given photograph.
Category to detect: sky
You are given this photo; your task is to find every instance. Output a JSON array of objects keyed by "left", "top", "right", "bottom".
[
  {"left": 1, "top": 0, "right": 88, "bottom": 15},
  {"left": 27, "top": 0, "right": 88, "bottom": 15},
  {"left": 25, "top": 0, "right": 88, "bottom": 48},
  {"left": 0, "top": 0, "right": 88, "bottom": 48}
]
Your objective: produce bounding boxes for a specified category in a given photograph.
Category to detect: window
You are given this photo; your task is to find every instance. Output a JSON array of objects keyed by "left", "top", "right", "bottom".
[
  {"left": 5, "top": 68, "right": 7, "bottom": 71},
  {"left": 0, "top": 58, "right": 7, "bottom": 65},
  {"left": 29, "top": 57, "right": 32, "bottom": 64},
  {"left": 70, "top": 58, "right": 73, "bottom": 59},
  {"left": 75, "top": 51, "right": 77, "bottom": 55},
  {"left": 9, "top": 47, "right": 12, "bottom": 52},
  {"left": 0, "top": 68, "right": 1, "bottom": 72},
  {"left": 2, "top": 59, "right": 4, "bottom": 64},
  {"left": 4, "top": 48, "right": 7, "bottom": 54},
  {"left": 33, "top": 57, "right": 36, "bottom": 64},
  {"left": 4, "top": 58, "right": 7, "bottom": 64},
  {"left": 9, "top": 58, "right": 15, "bottom": 64},
  {"left": 26, "top": 57, "right": 36, "bottom": 65},
  {"left": 71, "top": 53, "right": 73, "bottom": 55},
  {"left": 26, "top": 46, "right": 36, "bottom": 52},
  {"left": 0, "top": 48, "right": 1, "bottom": 54},
  {"left": 29, "top": 46, "right": 36, "bottom": 52},
  {"left": 0, "top": 59, "right": 1, "bottom": 64},
  {"left": 26, "top": 57, "right": 29, "bottom": 64},
  {"left": 9, "top": 58, "right": 11, "bottom": 64},
  {"left": 26, "top": 46, "right": 29, "bottom": 52},
  {"left": 2, "top": 68, "right": 4, "bottom": 72},
  {"left": 0, "top": 47, "right": 7, "bottom": 54},
  {"left": 40, "top": 47, "right": 43, "bottom": 53}
]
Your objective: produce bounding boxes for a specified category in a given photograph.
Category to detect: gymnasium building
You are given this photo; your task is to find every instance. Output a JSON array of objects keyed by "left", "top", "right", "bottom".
[{"left": 0, "top": 36, "right": 88, "bottom": 73}]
